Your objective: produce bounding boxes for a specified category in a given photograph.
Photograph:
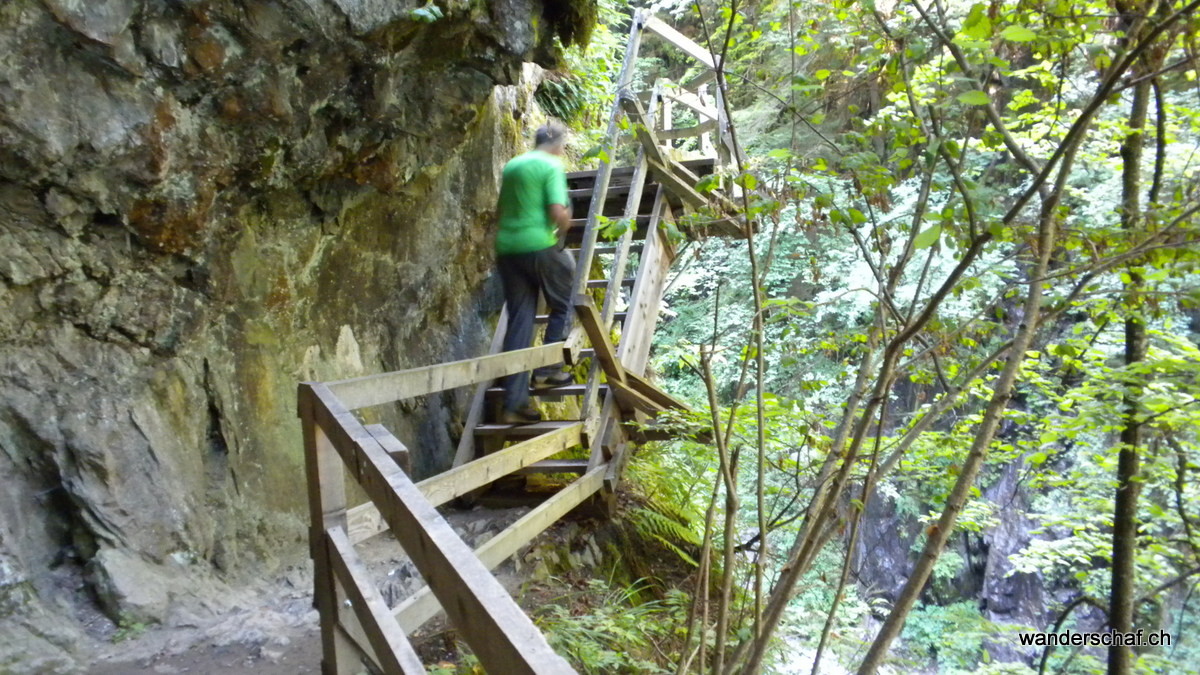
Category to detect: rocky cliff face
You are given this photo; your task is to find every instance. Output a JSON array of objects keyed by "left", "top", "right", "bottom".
[
  {"left": 853, "top": 460, "right": 1052, "bottom": 665},
  {"left": 0, "top": 0, "right": 572, "bottom": 669}
]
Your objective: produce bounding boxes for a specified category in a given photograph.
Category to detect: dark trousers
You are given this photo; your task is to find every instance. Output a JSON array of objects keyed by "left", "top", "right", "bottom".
[{"left": 497, "top": 246, "right": 576, "bottom": 412}]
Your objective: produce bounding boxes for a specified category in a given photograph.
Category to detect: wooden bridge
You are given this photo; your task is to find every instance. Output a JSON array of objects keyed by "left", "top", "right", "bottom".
[{"left": 298, "top": 11, "right": 743, "bottom": 674}]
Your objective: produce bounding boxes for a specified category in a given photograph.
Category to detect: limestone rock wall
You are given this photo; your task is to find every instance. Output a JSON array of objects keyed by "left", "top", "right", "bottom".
[{"left": 0, "top": 0, "right": 565, "bottom": 669}]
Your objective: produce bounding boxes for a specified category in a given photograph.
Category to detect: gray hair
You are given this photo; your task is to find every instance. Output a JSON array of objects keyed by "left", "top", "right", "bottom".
[{"left": 535, "top": 122, "right": 568, "bottom": 149}]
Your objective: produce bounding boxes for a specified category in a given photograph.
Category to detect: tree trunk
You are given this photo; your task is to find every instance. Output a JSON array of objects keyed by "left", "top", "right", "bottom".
[{"left": 1108, "top": 74, "right": 1151, "bottom": 675}]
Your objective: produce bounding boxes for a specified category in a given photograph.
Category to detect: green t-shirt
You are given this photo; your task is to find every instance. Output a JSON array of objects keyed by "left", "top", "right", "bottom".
[{"left": 495, "top": 150, "right": 570, "bottom": 255}]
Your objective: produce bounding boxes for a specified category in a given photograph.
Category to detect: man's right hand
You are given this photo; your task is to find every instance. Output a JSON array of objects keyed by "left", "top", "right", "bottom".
[{"left": 549, "top": 203, "right": 571, "bottom": 239}]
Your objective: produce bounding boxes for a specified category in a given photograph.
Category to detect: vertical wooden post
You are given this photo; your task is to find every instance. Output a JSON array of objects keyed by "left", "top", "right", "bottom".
[
  {"left": 661, "top": 93, "right": 674, "bottom": 150},
  {"left": 299, "top": 383, "right": 360, "bottom": 675},
  {"left": 456, "top": 308, "right": 506, "bottom": 467},
  {"left": 698, "top": 84, "right": 716, "bottom": 157}
]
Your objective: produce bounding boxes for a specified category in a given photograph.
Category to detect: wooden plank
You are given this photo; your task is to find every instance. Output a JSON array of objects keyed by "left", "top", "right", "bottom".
[
  {"left": 647, "top": 160, "right": 707, "bottom": 209},
  {"left": 662, "top": 89, "right": 719, "bottom": 120},
  {"left": 514, "top": 459, "right": 589, "bottom": 475},
  {"left": 327, "top": 342, "right": 562, "bottom": 410},
  {"left": 299, "top": 384, "right": 359, "bottom": 674},
  {"left": 570, "top": 244, "right": 643, "bottom": 256},
  {"left": 644, "top": 16, "right": 717, "bottom": 69},
  {"left": 657, "top": 120, "right": 718, "bottom": 140},
  {"left": 453, "top": 307, "right": 509, "bottom": 468},
  {"left": 572, "top": 295, "right": 626, "bottom": 386},
  {"left": 625, "top": 371, "right": 692, "bottom": 412},
  {"left": 586, "top": 396, "right": 622, "bottom": 472},
  {"left": 608, "top": 378, "right": 668, "bottom": 415},
  {"left": 620, "top": 95, "right": 712, "bottom": 210},
  {"left": 596, "top": 213, "right": 677, "bottom": 485},
  {"left": 394, "top": 467, "right": 606, "bottom": 633},
  {"left": 327, "top": 527, "right": 426, "bottom": 675},
  {"left": 569, "top": 215, "right": 650, "bottom": 230},
  {"left": 682, "top": 68, "right": 718, "bottom": 91},
  {"left": 485, "top": 383, "right": 606, "bottom": 397},
  {"left": 567, "top": 158, "right": 716, "bottom": 184},
  {"left": 587, "top": 277, "right": 634, "bottom": 288},
  {"left": 619, "top": 95, "right": 671, "bottom": 168},
  {"left": 347, "top": 422, "right": 584, "bottom": 543},
  {"left": 620, "top": 225, "right": 673, "bottom": 373},
  {"left": 418, "top": 422, "right": 583, "bottom": 506},
  {"left": 306, "top": 385, "right": 575, "bottom": 674},
  {"left": 366, "top": 424, "right": 411, "bottom": 475},
  {"left": 583, "top": 189, "right": 669, "bottom": 462},
  {"left": 537, "top": 311, "right": 625, "bottom": 325},
  {"left": 346, "top": 502, "right": 387, "bottom": 546},
  {"left": 473, "top": 420, "right": 581, "bottom": 436}
]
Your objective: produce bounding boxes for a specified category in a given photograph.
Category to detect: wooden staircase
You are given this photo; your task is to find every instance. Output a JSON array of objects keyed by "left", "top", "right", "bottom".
[{"left": 298, "top": 10, "right": 744, "bottom": 674}]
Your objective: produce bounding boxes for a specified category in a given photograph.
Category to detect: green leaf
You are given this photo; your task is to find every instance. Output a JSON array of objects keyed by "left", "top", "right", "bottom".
[
  {"left": 957, "top": 90, "right": 991, "bottom": 106},
  {"left": 734, "top": 173, "right": 758, "bottom": 190},
  {"left": 913, "top": 224, "right": 942, "bottom": 249},
  {"left": 695, "top": 174, "right": 721, "bottom": 194},
  {"left": 1000, "top": 25, "right": 1037, "bottom": 42},
  {"left": 961, "top": 3, "right": 993, "bottom": 39},
  {"left": 582, "top": 145, "right": 609, "bottom": 163},
  {"left": 814, "top": 69, "right": 831, "bottom": 80}
]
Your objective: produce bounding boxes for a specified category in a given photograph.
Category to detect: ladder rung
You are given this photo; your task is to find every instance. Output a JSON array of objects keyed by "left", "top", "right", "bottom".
[
  {"left": 514, "top": 459, "right": 589, "bottom": 475},
  {"left": 537, "top": 311, "right": 626, "bottom": 324},
  {"left": 587, "top": 278, "right": 634, "bottom": 288},
  {"left": 474, "top": 420, "right": 582, "bottom": 437}
]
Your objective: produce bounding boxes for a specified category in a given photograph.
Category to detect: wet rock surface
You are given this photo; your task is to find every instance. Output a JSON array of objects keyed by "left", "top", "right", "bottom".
[{"left": 0, "top": 0, "right": 577, "bottom": 669}]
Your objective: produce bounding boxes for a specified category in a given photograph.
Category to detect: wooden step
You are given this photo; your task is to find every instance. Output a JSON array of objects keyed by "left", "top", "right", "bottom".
[
  {"left": 568, "top": 215, "right": 650, "bottom": 231},
  {"left": 586, "top": 278, "right": 634, "bottom": 288},
  {"left": 568, "top": 186, "right": 658, "bottom": 218},
  {"left": 514, "top": 459, "right": 589, "bottom": 476},
  {"left": 537, "top": 311, "right": 626, "bottom": 325},
  {"left": 485, "top": 383, "right": 609, "bottom": 398},
  {"left": 474, "top": 420, "right": 582, "bottom": 438},
  {"left": 569, "top": 244, "right": 643, "bottom": 256},
  {"left": 565, "top": 158, "right": 717, "bottom": 188}
]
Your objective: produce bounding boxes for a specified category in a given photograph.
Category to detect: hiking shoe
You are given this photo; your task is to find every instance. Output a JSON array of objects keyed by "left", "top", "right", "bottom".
[
  {"left": 533, "top": 370, "right": 574, "bottom": 389},
  {"left": 500, "top": 405, "right": 542, "bottom": 424}
]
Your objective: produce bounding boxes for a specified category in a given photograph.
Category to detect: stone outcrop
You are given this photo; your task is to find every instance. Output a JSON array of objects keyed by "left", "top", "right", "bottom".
[{"left": 0, "top": 0, "right": 579, "bottom": 669}]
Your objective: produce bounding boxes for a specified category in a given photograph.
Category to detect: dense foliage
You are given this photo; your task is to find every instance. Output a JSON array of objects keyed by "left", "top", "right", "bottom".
[{"left": 525, "top": 0, "right": 1200, "bottom": 673}]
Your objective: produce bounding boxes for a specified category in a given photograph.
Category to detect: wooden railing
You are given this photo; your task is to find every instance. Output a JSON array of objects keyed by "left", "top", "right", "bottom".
[{"left": 299, "top": 345, "right": 585, "bottom": 674}]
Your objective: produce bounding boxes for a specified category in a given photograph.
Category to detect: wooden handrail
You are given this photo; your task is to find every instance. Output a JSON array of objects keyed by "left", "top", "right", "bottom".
[
  {"left": 393, "top": 466, "right": 607, "bottom": 633},
  {"left": 326, "top": 342, "right": 562, "bottom": 410},
  {"left": 327, "top": 526, "right": 426, "bottom": 674},
  {"left": 346, "top": 421, "right": 585, "bottom": 543},
  {"left": 303, "top": 383, "right": 574, "bottom": 674}
]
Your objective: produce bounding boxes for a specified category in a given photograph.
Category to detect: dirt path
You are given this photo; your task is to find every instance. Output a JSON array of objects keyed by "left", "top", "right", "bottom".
[{"left": 84, "top": 505, "right": 536, "bottom": 674}]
